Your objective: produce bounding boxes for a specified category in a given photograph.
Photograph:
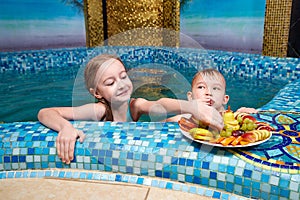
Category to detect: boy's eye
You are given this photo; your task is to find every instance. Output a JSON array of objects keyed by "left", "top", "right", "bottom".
[{"left": 197, "top": 85, "right": 205, "bottom": 89}]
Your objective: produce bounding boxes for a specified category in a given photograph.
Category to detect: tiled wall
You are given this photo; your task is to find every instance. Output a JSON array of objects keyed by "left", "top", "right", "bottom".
[{"left": 1, "top": 47, "right": 300, "bottom": 82}]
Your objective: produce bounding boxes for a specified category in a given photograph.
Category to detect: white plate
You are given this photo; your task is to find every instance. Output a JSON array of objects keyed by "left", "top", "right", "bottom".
[{"left": 180, "top": 129, "right": 272, "bottom": 148}]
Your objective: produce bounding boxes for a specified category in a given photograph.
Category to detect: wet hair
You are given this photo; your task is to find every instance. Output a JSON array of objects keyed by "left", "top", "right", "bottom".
[
  {"left": 84, "top": 54, "right": 124, "bottom": 121},
  {"left": 192, "top": 68, "right": 226, "bottom": 89}
]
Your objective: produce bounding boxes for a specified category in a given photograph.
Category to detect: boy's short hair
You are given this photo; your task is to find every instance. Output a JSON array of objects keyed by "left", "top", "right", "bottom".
[{"left": 192, "top": 68, "right": 226, "bottom": 88}]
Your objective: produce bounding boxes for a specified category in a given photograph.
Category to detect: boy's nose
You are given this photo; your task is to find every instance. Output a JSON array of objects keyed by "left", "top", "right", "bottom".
[{"left": 205, "top": 88, "right": 212, "bottom": 95}]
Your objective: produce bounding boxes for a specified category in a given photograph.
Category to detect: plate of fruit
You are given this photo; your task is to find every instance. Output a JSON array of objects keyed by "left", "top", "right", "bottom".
[{"left": 178, "top": 107, "right": 274, "bottom": 148}]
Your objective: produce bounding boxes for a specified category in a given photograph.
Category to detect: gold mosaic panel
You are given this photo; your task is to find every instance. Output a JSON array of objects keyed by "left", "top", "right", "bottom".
[
  {"left": 83, "top": 0, "right": 104, "bottom": 47},
  {"left": 84, "top": 0, "right": 180, "bottom": 47},
  {"left": 263, "top": 0, "right": 293, "bottom": 57}
]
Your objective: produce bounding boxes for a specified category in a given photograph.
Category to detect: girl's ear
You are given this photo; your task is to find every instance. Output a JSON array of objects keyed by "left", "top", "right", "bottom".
[
  {"left": 223, "top": 94, "right": 229, "bottom": 105},
  {"left": 89, "top": 88, "right": 102, "bottom": 99},
  {"left": 187, "top": 91, "right": 193, "bottom": 101}
]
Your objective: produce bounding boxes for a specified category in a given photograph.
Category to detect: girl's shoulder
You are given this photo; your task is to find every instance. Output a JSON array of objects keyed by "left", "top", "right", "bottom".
[{"left": 93, "top": 102, "right": 108, "bottom": 120}]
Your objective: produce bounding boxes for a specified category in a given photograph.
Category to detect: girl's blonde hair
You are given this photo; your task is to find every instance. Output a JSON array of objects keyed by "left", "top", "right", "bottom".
[
  {"left": 84, "top": 54, "right": 124, "bottom": 121},
  {"left": 192, "top": 68, "right": 226, "bottom": 89},
  {"left": 84, "top": 54, "right": 123, "bottom": 91}
]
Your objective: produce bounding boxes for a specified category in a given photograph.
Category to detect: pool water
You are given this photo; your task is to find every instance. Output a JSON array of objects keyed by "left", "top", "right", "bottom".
[{"left": 0, "top": 64, "right": 286, "bottom": 123}]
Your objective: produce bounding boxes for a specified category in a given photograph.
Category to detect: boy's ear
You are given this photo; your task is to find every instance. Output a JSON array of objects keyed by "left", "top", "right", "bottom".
[
  {"left": 187, "top": 91, "right": 193, "bottom": 101},
  {"left": 89, "top": 88, "right": 102, "bottom": 99},
  {"left": 223, "top": 94, "right": 229, "bottom": 105}
]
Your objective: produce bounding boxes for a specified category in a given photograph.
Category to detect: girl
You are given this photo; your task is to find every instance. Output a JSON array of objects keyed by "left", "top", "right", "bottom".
[{"left": 38, "top": 54, "right": 224, "bottom": 164}]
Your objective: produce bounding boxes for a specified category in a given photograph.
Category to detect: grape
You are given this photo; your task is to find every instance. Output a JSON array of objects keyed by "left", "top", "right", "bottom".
[
  {"left": 247, "top": 123, "right": 254, "bottom": 131},
  {"left": 220, "top": 130, "right": 227, "bottom": 137},
  {"left": 226, "top": 126, "right": 234, "bottom": 133},
  {"left": 244, "top": 118, "right": 250, "bottom": 124},
  {"left": 225, "top": 131, "right": 232, "bottom": 137},
  {"left": 232, "top": 130, "right": 245, "bottom": 137},
  {"left": 237, "top": 116, "right": 243, "bottom": 123},
  {"left": 241, "top": 124, "right": 248, "bottom": 131}
]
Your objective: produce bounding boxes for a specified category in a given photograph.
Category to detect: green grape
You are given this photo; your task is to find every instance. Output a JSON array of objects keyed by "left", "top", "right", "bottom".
[
  {"left": 237, "top": 116, "right": 243, "bottom": 123},
  {"left": 226, "top": 126, "right": 233, "bottom": 133},
  {"left": 225, "top": 130, "right": 232, "bottom": 137},
  {"left": 253, "top": 123, "right": 258, "bottom": 129},
  {"left": 241, "top": 123, "right": 248, "bottom": 131},
  {"left": 244, "top": 118, "right": 250, "bottom": 124},
  {"left": 247, "top": 123, "right": 254, "bottom": 131},
  {"left": 220, "top": 130, "right": 227, "bottom": 137}
]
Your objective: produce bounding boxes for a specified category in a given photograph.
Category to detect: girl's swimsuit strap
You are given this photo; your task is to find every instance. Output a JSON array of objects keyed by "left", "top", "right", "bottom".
[{"left": 127, "top": 99, "right": 134, "bottom": 122}]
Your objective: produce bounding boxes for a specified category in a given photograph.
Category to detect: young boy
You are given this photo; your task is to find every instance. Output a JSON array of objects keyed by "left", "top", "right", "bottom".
[{"left": 166, "top": 68, "right": 257, "bottom": 122}]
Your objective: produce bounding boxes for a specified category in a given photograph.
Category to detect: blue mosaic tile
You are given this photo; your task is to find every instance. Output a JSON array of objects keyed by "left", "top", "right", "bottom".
[{"left": 1, "top": 113, "right": 300, "bottom": 200}]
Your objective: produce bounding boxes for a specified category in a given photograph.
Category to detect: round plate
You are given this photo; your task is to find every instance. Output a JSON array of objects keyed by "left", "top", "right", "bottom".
[{"left": 180, "top": 129, "right": 272, "bottom": 148}]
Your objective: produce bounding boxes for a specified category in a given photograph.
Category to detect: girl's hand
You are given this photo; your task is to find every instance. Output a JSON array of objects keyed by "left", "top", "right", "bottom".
[
  {"left": 191, "top": 100, "right": 224, "bottom": 131},
  {"left": 56, "top": 126, "right": 86, "bottom": 164}
]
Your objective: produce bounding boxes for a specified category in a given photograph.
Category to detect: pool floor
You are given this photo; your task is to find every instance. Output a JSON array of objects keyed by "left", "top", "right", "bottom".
[{"left": 0, "top": 169, "right": 249, "bottom": 200}]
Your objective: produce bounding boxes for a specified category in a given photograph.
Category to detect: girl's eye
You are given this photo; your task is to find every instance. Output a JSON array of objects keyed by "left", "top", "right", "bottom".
[
  {"left": 120, "top": 72, "right": 128, "bottom": 79},
  {"left": 105, "top": 80, "right": 114, "bottom": 86}
]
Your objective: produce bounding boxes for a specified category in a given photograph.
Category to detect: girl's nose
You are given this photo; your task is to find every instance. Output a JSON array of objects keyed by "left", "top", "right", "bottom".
[{"left": 117, "top": 80, "right": 125, "bottom": 89}]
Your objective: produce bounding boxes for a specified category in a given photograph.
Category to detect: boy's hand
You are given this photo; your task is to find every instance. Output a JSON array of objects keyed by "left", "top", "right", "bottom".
[
  {"left": 236, "top": 107, "right": 258, "bottom": 114},
  {"left": 56, "top": 126, "right": 86, "bottom": 164}
]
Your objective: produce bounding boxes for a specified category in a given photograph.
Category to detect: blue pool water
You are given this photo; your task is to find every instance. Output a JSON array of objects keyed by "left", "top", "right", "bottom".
[{"left": 0, "top": 52, "right": 287, "bottom": 123}]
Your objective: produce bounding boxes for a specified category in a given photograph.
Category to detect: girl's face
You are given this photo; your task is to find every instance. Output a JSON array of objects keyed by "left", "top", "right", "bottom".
[
  {"left": 188, "top": 74, "right": 229, "bottom": 111},
  {"left": 94, "top": 59, "right": 133, "bottom": 104}
]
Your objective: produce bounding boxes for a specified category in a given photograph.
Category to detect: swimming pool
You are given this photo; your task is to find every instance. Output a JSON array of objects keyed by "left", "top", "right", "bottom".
[
  {"left": 1, "top": 46, "right": 300, "bottom": 200},
  {"left": 0, "top": 47, "right": 290, "bottom": 123}
]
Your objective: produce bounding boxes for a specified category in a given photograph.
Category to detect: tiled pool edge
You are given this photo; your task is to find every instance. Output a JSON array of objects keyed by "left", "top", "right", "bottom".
[{"left": 0, "top": 121, "right": 299, "bottom": 200}]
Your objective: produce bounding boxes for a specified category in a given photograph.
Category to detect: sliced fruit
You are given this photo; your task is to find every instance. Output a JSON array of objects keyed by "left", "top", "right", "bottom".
[
  {"left": 215, "top": 137, "right": 226, "bottom": 143},
  {"left": 193, "top": 135, "right": 213, "bottom": 141},
  {"left": 189, "top": 128, "right": 213, "bottom": 137},
  {"left": 239, "top": 141, "right": 250, "bottom": 145},
  {"left": 242, "top": 115, "right": 257, "bottom": 123},
  {"left": 241, "top": 132, "right": 256, "bottom": 143},
  {"left": 231, "top": 136, "right": 243, "bottom": 146},
  {"left": 220, "top": 136, "right": 236, "bottom": 146}
]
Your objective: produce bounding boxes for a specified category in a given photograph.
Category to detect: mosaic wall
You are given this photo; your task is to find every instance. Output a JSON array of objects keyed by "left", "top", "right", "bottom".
[
  {"left": 84, "top": 0, "right": 105, "bottom": 47},
  {"left": 84, "top": 0, "right": 180, "bottom": 47},
  {"left": 263, "top": 0, "right": 293, "bottom": 57}
]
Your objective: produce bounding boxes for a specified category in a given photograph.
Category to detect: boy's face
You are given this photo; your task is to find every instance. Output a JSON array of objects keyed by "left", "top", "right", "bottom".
[{"left": 187, "top": 74, "right": 229, "bottom": 111}]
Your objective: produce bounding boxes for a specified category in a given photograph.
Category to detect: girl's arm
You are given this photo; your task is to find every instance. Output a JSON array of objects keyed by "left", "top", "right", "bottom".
[
  {"left": 132, "top": 98, "right": 224, "bottom": 131},
  {"left": 37, "top": 103, "right": 105, "bottom": 164}
]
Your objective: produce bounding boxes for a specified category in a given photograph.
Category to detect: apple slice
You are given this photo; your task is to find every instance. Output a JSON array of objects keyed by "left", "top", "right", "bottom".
[
  {"left": 241, "top": 132, "right": 256, "bottom": 143},
  {"left": 242, "top": 115, "right": 257, "bottom": 123}
]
